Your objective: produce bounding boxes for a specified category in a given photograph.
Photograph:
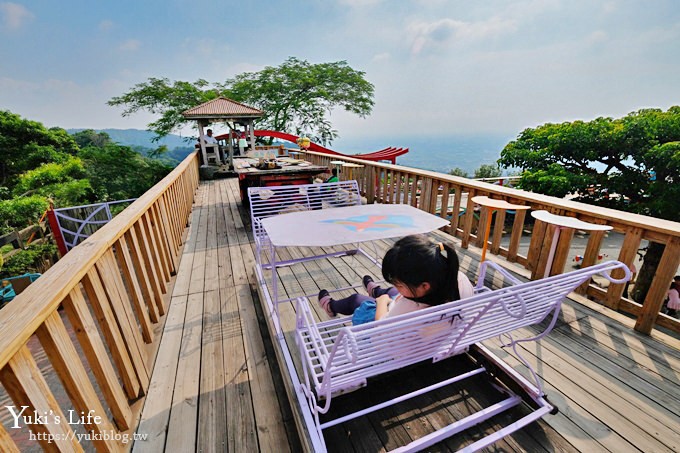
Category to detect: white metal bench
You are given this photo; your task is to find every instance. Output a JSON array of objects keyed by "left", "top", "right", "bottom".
[
  {"left": 248, "top": 180, "right": 362, "bottom": 269},
  {"left": 294, "top": 260, "right": 631, "bottom": 452}
]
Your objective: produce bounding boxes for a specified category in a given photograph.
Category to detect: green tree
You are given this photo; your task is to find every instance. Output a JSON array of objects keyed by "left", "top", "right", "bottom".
[
  {"left": 498, "top": 106, "right": 680, "bottom": 303},
  {"left": 0, "top": 110, "right": 79, "bottom": 187},
  {"left": 0, "top": 195, "right": 50, "bottom": 234},
  {"left": 108, "top": 57, "right": 374, "bottom": 145},
  {"left": 473, "top": 164, "right": 502, "bottom": 179},
  {"left": 108, "top": 78, "right": 219, "bottom": 140},
  {"left": 224, "top": 57, "right": 374, "bottom": 144},
  {"left": 78, "top": 143, "right": 171, "bottom": 201},
  {"left": 448, "top": 167, "right": 469, "bottom": 178},
  {"left": 72, "top": 129, "right": 114, "bottom": 148}
]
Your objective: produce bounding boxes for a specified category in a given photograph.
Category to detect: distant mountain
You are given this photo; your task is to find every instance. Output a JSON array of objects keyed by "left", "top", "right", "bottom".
[{"left": 67, "top": 128, "right": 192, "bottom": 150}]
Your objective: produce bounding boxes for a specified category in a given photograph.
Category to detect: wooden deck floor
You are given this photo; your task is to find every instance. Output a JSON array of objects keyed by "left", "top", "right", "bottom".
[{"left": 134, "top": 177, "right": 680, "bottom": 452}]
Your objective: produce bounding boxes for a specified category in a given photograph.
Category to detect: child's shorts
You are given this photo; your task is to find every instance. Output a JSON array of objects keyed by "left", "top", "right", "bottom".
[{"left": 352, "top": 300, "right": 377, "bottom": 325}]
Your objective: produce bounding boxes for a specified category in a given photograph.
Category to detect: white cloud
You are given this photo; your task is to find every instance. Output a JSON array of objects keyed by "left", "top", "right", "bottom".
[
  {"left": 0, "top": 2, "right": 34, "bottom": 30},
  {"left": 372, "top": 52, "right": 390, "bottom": 62},
  {"left": 99, "top": 20, "right": 114, "bottom": 31},
  {"left": 409, "top": 16, "right": 517, "bottom": 55},
  {"left": 338, "top": 0, "right": 383, "bottom": 6},
  {"left": 602, "top": 1, "right": 617, "bottom": 14},
  {"left": 587, "top": 30, "right": 608, "bottom": 45},
  {"left": 119, "top": 39, "right": 141, "bottom": 51}
]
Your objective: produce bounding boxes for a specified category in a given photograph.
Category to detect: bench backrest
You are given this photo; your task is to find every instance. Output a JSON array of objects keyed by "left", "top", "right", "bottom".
[
  {"left": 309, "top": 261, "right": 630, "bottom": 396},
  {"left": 248, "top": 180, "right": 361, "bottom": 251}
]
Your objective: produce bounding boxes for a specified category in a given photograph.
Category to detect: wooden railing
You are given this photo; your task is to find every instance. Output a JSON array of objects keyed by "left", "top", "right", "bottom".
[
  {"left": 305, "top": 151, "right": 680, "bottom": 336},
  {"left": 0, "top": 153, "right": 199, "bottom": 452}
]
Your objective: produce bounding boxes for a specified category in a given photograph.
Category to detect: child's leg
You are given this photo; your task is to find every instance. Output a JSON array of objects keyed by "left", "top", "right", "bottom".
[{"left": 330, "top": 294, "right": 374, "bottom": 315}]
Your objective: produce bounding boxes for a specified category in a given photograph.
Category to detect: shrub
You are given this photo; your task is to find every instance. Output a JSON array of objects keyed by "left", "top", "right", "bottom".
[
  {"left": 0, "top": 242, "right": 57, "bottom": 278},
  {"left": 0, "top": 195, "right": 49, "bottom": 234}
]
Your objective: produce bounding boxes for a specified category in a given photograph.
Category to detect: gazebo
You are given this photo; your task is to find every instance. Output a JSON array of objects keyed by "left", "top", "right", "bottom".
[{"left": 182, "top": 97, "right": 263, "bottom": 169}]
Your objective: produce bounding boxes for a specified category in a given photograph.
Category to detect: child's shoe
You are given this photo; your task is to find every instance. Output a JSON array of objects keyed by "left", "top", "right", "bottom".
[
  {"left": 318, "top": 289, "right": 336, "bottom": 317},
  {"left": 362, "top": 275, "right": 378, "bottom": 297}
]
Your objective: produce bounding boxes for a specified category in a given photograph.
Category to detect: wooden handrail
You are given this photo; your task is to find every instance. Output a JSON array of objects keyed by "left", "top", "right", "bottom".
[
  {"left": 0, "top": 152, "right": 199, "bottom": 451},
  {"left": 305, "top": 150, "right": 680, "bottom": 336}
]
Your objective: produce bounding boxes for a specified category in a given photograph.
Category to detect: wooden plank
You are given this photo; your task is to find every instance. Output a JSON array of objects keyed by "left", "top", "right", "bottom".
[
  {"left": 132, "top": 295, "right": 189, "bottom": 452},
  {"left": 483, "top": 336, "right": 643, "bottom": 453},
  {"left": 460, "top": 189, "right": 476, "bottom": 249},
  {"left": 490, "top": 207, "right": 506, "bottom": 254},
  {"left": 165, "top": 291, "right": 204, "bottom": 452},
  {"left": 504, "top": 326, "right": 680, "bottom": 450},
  {"left": 141, "top": 212, "right": 169, "bottom": 292},
  {"left": 62, "top": 287, "right": 132, "bottom": 432},
  {"left": 36, "top": 311, "right": 124, "bottom": 453},
  {"left": 551, "top": 227, "right": 574, "bottom": 276},
  {"left": 409, "top": 174, "right": 419, "bottom": 208},
  {"left": 150, "top": 202, "right": 174, "bottom": 276},
  {"left": 123, "top": 228, "right": 160, "bottom": 322},
  {"left": 188, "top": 182, "right": 209, "bottom": 295},
  {"left": 553, "top": 318, "right": 680, "bottom": 400},
  {"left": 237, "top": 283, "right": 293, "bottom": 452},
  {"left": 574, "top": 227, "right": 608, "bottom": 295},
  {"left": 82, "top": 269, "right": 141, "bottom": 399},
  {"left": 218, "top": 285, "right": 257, "bottom": 451},
  {"left": 635, "top": 236, "right": 680, "bottom": 334},
  {"left": 0, "top": 423, "right": 19, "bottom": 453},
  {"left": 146, "top": 208, "right": 171, "bottom": 283},
  {"left": 171, "top": 184, "right": 204, "bottom": 296},
  {"left": 114, "top": 235, "right": 156, "bottom": 336},
  {"left": 602, "top": 227, "right": 642, "bottom": 307},
  {"left": 95, "top": 251, "right": 150, "bottom": 387},
  {"left": 132, "top": 221, "right": 166, "bottom": 315},
  {"left": 197, "top": 289, "right": 227, "bottom": 452},
  {"left": 507, "top": 208, "right": 526, "bottom": 262},
  {"left": 158, "top": 192, "right": 179, "bottom": 262},
  {"left": 203, "top": 181, "right": 219, "bottom": 293},
  {"left": 215, "top": 196, "right": 234, "bottom": 289},
  {"left": 450, "top": 187, "right": 463, "bottom": 234},
  {"left": 0, "top": 346, "right": 82, "bottom": 452},
  {"left": 475, "top": 205, "right": 489, "bottom": 248},
  {"left": 439, "top": 182, "right": 450, "bottom": 220}
]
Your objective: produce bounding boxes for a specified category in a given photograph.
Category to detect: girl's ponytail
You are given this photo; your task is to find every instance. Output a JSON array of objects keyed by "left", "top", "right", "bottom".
[{"left": 440, "top": 241, "right": 461, "bottom": 302}]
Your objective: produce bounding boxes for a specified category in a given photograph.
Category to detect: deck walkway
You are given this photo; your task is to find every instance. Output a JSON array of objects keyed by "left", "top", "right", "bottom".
[{"left": 134, "top": 177, "right": 680, "bottom": 452}]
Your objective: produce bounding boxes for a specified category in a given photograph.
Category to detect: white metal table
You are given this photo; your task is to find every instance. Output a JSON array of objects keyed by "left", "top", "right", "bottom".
[
  {"left": 531, "top": 210, "right": 612, "bottom": 278},
  {"left": 260, "top": 203, "right": 449, "bottom": 320}
]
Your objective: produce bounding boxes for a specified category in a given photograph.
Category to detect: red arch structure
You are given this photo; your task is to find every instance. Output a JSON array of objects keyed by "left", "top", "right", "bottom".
[{"left": 219, "top": 129, "right": 408, "bottom": 164}]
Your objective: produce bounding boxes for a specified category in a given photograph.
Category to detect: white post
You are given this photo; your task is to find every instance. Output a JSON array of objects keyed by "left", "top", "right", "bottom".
[
  {"left": 198, "top": 121, "right": 208, "bottom": 166},
  {"left": 227, "top": 125, "right": 235, "bottom": 169},
  {"left": 249, "top": 120, "right": 256, "bottom": 152}
]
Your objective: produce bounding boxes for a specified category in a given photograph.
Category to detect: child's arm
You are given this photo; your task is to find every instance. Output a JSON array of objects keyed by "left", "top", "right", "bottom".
[{"left": 375, "top": 294, "right": 392, "bottom": 320}]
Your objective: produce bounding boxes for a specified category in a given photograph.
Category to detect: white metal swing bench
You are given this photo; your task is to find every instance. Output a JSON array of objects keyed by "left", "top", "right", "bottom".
[
  {"left": 295, "top": 260, "right": 631, "bottom": 452},
  {"left": 247, "top": 182, "right": 631, "bottom": 452}
]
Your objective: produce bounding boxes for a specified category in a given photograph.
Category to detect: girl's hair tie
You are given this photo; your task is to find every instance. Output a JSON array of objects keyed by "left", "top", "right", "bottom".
[{"left": 438, "top": 242, "right": 445, "bottom": 252}]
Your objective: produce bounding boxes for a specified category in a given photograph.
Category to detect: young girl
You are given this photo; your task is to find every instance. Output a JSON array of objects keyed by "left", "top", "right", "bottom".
[{"left": 318, "top": 235, "right": 475, "bottom": 324}]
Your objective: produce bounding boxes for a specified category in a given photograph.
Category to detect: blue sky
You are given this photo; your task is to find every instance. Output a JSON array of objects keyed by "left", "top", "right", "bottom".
[{"left": 1, "top": 0, "right": 680, "bottom": 142}]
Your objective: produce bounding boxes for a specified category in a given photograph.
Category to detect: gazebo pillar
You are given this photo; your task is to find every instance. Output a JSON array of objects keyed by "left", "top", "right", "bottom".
[
  {"left": 197, "top": 120, "right": 209, "bottom": 166},
  {"left": 248, "top": 120, "right": 256, "bottom": 152}
]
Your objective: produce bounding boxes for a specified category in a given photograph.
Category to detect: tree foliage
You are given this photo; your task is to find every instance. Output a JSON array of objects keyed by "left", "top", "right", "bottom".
[
  {"left": 224, "top": 57, "right": 374, "bottom": 144},
  {"left": 108, "top": 57, "right": 374, "bottom": 145},
  {"left": 498, "top": 107, "right": 680, "bottom": 303},
  {"left": 448, "top": 167, "right": 469, "bottom": 178},
  {"left": 108, "top": 78, "right": 219, "bottom": 140},
  {"left": 473, "top": 164, "right": 503, "bottom": 179},
  {"left": 0, "top": 196, "right": 50, "bottom": 234},
  {"left": 78, "top": 143, "right": 171, "bottom": 201},
  {"left": 498, "top": 107, "right": 680, "bottom": 222},
  {"left": 0, "top": 110, "right": 79, "bottom": 186}
]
